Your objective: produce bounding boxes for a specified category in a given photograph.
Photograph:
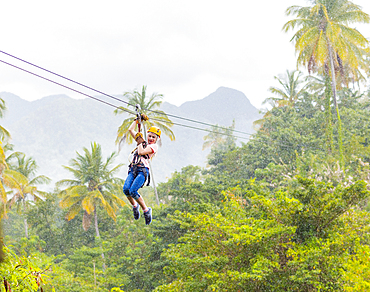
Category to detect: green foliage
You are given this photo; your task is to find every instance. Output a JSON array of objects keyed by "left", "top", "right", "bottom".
[
  {"left": 104, "top": 207, "right": 157, "bottom": 291},
  {"left": 156, "top": 177, "right": 370, "bottom": 291},
  {"left": 24, "top": 192, "right": 97, "bottom": 256},
  {"left": 158, "top": 165, "right": 225, "bottom": 205},
  {"left": 208, "top": 105, "right": 326, "bottom": 184},
  {"left": 3, "top": 28, "right": 370, "bottom": 291},
  {"left": 207, "top": 87, "right": 370, "bottom": 191},
  {"left": 0, "top": 245, "right": 47, "bottom": 291}
]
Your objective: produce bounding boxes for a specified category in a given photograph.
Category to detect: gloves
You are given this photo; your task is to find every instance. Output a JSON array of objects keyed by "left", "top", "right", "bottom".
[
  {"left": 141, "top": 114, "right": 149, "bottom": 121},
  {"left": 135, "top": 132, "right": 145, "bottom": 145},
  {"left": 135, "top": 114, "right": 149, "bottom": 123}
]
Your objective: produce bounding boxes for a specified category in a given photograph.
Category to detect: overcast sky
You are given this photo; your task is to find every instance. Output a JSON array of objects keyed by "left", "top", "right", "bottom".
[{"left": 0, "top": 0, "right": 369, "bottom": 109}]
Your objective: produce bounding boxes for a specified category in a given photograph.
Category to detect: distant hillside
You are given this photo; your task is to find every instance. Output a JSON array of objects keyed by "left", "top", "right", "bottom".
[{"left": 0, "top": 87, "right": 261, "bottom": 189}]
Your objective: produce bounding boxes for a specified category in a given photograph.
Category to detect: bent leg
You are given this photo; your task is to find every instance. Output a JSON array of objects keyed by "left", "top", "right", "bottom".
[
  {"left": 127, "top": 196, "right": 137, "bottom": 207},
  {"left": 123, "top": 171, "right": 135, "bottom": 197},
  {"left": 136, "top": 196, "right": 148, "bottom": 212},
  {"left": 129, "top": 172, "right": 149, "bottom": 211},
  {"left": 128, "top": 172, "right": 146, "bottom": 200},
  {"left": 123, "top": 172, "right": 138, "bottom": 207}
]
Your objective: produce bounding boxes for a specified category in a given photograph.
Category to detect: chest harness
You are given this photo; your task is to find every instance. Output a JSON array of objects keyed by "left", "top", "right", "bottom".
[{"left": 129, "top": 141, "right": 151, "bottom": 187}]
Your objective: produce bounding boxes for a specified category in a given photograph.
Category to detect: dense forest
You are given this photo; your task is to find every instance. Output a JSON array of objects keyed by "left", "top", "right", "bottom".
[{"left": 2, "top": 0, "right": 370, "bottom": 291}]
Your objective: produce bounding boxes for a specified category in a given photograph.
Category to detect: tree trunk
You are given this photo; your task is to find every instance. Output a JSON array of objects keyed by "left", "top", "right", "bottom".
[
  {"left": 94, "top": 207, "right": 100, "bottom": 238},
  {"left": 328, "top": 45, "right": 344, "bottom": 168},
  {"left": 328, "top": 48, "right": 338, "bottom": 109},
  {"left": 0, "top": 221, "right": 4, "bottom": 262},
  {"left": 324, "top": 76, "right": 334, "bottom": 154},
  {"left": 93, "top": 261, "right": 96, "bottom": 287},
  {"left": 94, "top": 207, "right": 106, "bottom": 272},
  {"left": 23, "top": 199, "right": 28, "bottom": 238}
]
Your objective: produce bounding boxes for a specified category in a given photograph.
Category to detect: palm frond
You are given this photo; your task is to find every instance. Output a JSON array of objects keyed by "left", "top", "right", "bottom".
[
  {"left": 29, "top": 175, "right": 51, "bottom": 185},
  {"left": 81, "top": 195, "right": 95, "bottom": 214},
  {"left": 65, "top": 204, "right": 82, "bottom": 221}
]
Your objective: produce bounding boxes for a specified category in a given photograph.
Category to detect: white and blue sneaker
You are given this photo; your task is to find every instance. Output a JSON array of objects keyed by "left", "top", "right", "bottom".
[
  {"left": 133, "top": 204, "right": 140, "bottom": 220},
  {"left": 144, "top": 207, "right": 152, "bottom": 225}
]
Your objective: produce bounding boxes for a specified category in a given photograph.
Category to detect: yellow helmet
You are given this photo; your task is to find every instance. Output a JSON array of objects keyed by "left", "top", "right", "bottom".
[{"left": 147, "top": 126, "right": 161, "bottom": 138}]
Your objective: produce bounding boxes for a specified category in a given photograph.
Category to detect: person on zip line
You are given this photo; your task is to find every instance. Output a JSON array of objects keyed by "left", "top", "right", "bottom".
[{"left": 123, "top": 115, "right": 161, "bottom": 225}]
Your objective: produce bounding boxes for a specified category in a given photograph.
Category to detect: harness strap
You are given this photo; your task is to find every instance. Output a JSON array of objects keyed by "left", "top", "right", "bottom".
[
  {"left": 129, "top": 139, "right": 151, "bottom": 187},
  {"left": 129, "top": 163, "right": 150, "bottom": 187},
  {"left": 131, "top": 142, "right": 150, "bottom": 166}
]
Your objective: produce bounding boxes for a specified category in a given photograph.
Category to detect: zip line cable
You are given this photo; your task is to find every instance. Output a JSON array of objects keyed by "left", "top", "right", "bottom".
[
  {"left": 149, "top": 117, "right": 249, "bottom": 140},
  {"left": 0, "top": 58, "right": 251, "bottom": 141},
  {"left": 0, "top": 59, "right": 130, "bottom": 113},
  {"left": 0, "top": 56, "right": 329, "bottom": 151},
  {"left": 0, "top": 50, "right": 131, "bottom": 107},
  {"left": 0, "top": 50, "right": 252, "bottom": 137},
  {"left": 0, "top": 55, "right": 329, "bottom": 151},
  {"left": 144, "top": 109, "right": 253, "bottom": 136}
]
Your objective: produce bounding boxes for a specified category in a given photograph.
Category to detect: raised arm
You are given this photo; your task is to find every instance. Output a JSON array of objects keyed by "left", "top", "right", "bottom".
[{"left": 128, "top": 120, "right": 138, "bottom": 139}]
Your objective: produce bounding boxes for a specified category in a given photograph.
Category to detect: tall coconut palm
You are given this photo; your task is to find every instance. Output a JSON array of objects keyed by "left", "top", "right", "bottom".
[
  {"left": 283, "top": 0, "right": 370, "bottom": 167},
  {"left": 57, "top": 143, "right": 125, "bottom": 271},
  {"left": 114, "top": 85, "right": 175, "bottom": 146},
  {"left": 284, "top": 0, "right": 370, "bottom": 88},
  {"left": 6, "top": 152, "right": 50, "bottom": 238},
  {"left": 57, "top": 143, "right": 125, "bottom": 235}
]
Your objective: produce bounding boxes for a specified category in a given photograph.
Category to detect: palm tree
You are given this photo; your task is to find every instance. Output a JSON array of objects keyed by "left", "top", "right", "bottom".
[
  {"left": 0, "top": 97, "right": 10, "bottom": 142},
  {"left": 254, "top": 70, "right": 307, "bottom": 129},
  {"left": 0, "top": 97, "right": 11, "bottom": 260},
  {"left": 0, "top": 146, "right": 13, "bottom": 219},
  {"left": 57, "top": 143, "right": 125, "bottom": 235},
  {"left": 57, "top": 143, "right": 125, "bottom": 271},
  {"left": 265, "top": 70, "right": 308, "bottom": 108},
  {"left": 284, "top": 0, "right": 370, "bottom": 88},
  {"left": 7, "top": 152, "right": 49, "bottom": 182},
  {"left": 6, "top": 152, "right": 50, "bottom": 238},
  {"left": 203, "top": 121, "right": 235, "bottom": 151},
  {"left": 283, "top": 0, "right": 370, "bottom": 167},
  {"left": 5, "top": 170, "right": 48, "bottom": 238},
  {"left": 114, "top": 85, "right": 175, "bottom": 146},
  {"left": 0, "top": 98, "right": 12, "bottom": 212}
]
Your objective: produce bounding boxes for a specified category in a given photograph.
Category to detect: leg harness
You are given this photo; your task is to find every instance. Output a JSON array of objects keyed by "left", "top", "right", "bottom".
[{"left": 129, "top": 146, "right": 150, "bottom": 187}]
